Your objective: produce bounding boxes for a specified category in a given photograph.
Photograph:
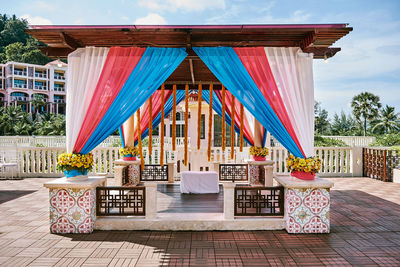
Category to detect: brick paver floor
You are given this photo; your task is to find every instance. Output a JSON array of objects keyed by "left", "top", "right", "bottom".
[{"left": 0, "top": 178, "right": 400, "bottom": 266}]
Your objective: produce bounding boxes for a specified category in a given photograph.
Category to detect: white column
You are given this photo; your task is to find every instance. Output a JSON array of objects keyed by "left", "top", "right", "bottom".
[
  {"left": 145, "top": 183, "right": 157, "bottom": 219},
  {"left": 167, "top": 162, "right": 174, "bottom": 183},
  {"left": 223, "top": 183, "right": 235, "bottom": 220}
]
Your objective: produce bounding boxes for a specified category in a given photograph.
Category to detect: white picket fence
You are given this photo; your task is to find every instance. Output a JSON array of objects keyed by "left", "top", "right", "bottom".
[{"left": 0, "top": 146, "right": 358, "bottom": 178}]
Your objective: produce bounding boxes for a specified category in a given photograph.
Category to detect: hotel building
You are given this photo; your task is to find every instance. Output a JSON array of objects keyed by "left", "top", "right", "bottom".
[{"left": 0, "top": 60, "right": 67, "bottom": 114}]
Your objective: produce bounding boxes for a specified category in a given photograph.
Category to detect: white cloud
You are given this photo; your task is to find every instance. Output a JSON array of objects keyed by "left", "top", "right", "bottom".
[
  {"left": 73, "top": 18, "right": 85, "bottom": 25},
  {"left": 134, "top": 13, "right": 167, "bottom": 25},
  {"left": 21, "top": 14, "right": 52, "bottom": 25},
  {"left": 138, "top": 0, "right": 225, "bottom": 12},
  {"left": 121, "top": 16, "right": 130, "bottom": 22}
]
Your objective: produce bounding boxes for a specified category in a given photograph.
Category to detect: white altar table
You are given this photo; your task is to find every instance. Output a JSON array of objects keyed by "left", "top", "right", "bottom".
[{"left": 180, "top": 171, "right": 219, "bottom": 194}]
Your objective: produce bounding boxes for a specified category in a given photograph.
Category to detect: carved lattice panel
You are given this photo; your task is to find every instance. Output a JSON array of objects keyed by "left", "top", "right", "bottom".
[
  {"left": 96, "top": 187, "right": 145, "bottom": 216},
  {"left": 219, "top": 164, "right": 248, "bottom": 182},
  {"left": 234, "top": 186, "right": 284, "bottom": 216},
  {"left": 140, "top": 165, "right": 168, "bottom": 181}
]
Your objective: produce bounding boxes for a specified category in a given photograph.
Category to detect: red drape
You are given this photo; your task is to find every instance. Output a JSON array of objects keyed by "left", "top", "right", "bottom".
[
  {"left": 234, "top": 47, "right": 305, "bottom": 156},
  {"left": 74, "top": 47, "right": 146, "bottom": 152}
]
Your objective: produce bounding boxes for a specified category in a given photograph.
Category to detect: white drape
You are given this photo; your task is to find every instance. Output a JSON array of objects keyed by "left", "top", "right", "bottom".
[
  {"left": 264, "top": 47, "right": 314, "bottom": 157},
  {"left": 66, "top": 47, "right": 109, "bottom": 153}
]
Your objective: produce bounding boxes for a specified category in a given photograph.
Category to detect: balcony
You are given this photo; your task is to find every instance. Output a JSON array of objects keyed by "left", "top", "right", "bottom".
[
  {"left": 34, "top": 85, "right": 47, "bottom": 90},
  {"left": 35, "top": 73, "right": 47, "bottom": 78},
  {"left": 54, "top": 87, "right": 65, "bottom": 92},
  {"left": 54, "top": 99, "right": 65, "bottom": 104},
  {"left": 54, "top": 74, "right": 65, "bottom": 80},
  {"left": 14, "top": 70, "right": 27, "bottom": 76},
  {"left": 14, "top": 83, "right": 27, "bottom": 89},
  {"left": 12, "top": 96, "right": 28, "bottom": 101}
]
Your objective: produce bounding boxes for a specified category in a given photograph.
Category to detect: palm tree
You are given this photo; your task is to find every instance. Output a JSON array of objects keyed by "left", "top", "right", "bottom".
[
  {"left": 0, "top": 106, "right": 32, "bottom": 135},
  {"left": 351, "top": 92, "right": 382, "bottom": 136},
  {"left": 371, "top": 105, "right": 400, "bottom": 134},
  {"left": 33, "top": 113, "right": 65, "bottom": 135}
]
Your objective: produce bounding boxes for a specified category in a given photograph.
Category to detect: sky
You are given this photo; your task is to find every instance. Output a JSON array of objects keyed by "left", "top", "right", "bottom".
[{"left": 2, "top": 0, "right": 400, "bottom": 118}]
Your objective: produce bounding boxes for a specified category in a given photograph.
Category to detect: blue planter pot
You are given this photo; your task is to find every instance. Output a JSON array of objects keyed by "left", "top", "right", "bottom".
[{"left": 64, "top": 169, "right": 87, "bottom": 178}]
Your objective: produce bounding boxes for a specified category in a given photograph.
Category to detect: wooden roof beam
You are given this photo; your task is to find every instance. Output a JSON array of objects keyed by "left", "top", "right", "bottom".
[
  {"left": 59, "top": 32, "right": 83, "bottom": 49},
  {"left": 299, "top": 31, "right": 316, "bottom": 50}
]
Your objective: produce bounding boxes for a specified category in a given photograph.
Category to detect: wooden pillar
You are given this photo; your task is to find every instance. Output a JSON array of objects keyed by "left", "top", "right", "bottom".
[
  {"left": 172, "top": 85, "right": 177, "bottom": 151},
  {"left": 137, "top": 109, "right": 144, "bottom": 170},
  {"left": 197, "top": 83, "right": 202, "bottom": 150},
  {"left": 123, "top": 114, "right": 135, "bottom": 147},
  {"left": 254, "top": 120, "right": 263, "bottom": 147},
  {"left": 230, "top": 94, "right": 235, "bottom": 160},
  {"left": 184, "top": 84, "right": 189, "bottom": 166},
  {"left": 207, "top": 84, "right": 213, "bottom": 162},
  {"left": 160, "top": 84, "right": 165, "bottom": 166},
  {"left": 148, "top": 96, "right": 153, "bottom": 156}
]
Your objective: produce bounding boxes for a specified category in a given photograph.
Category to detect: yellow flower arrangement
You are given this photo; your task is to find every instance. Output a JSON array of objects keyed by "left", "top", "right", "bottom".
[
  {"left": 57, "top": 152, "right": 94, "bottom": 172},
  {"left": 286, "top": 154, "right": 321, "bottom": 174},
  {"left": 119, "top": 146, "right": 139, "bottom": 157},
  {"left": 249, "top": 146, "right": 269, "bottom": 157}
]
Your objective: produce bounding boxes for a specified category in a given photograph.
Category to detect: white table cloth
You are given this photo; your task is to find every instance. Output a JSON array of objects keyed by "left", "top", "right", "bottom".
[{"left": 180, "top": 171, "right": 219, "bottom": 194}]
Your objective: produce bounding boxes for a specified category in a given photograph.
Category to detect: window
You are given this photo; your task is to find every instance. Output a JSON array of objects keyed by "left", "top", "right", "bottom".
[
  {"left": 200, "top": 114, "right": 205, "bottom": 139},
  {"left": 213, "top": 115, "right": 232, "bottom": 147}
]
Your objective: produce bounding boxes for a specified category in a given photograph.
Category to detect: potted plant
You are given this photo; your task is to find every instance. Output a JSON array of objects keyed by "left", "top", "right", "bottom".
[
  {"left": 286, "top": 154, "right": 321, "bottom": 180},
  {"left": 119, "top": 146, "right": 139, "bottom": 161},
  {"left": 57, "top": 152, "right": 93, "bottom": 178},
  {"left": 249, "top": 146, "right": 269, "bottom": 161}
]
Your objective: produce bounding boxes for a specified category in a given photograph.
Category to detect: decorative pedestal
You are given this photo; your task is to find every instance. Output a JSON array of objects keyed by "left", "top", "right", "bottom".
[
  {"left": 275, "top": 175, "right": 334, "bottom": 234},
  {"left": 44, "top": 176, "right": 107, "bottom": 234},
  {"left": 248, "top": 160, "right": 274, "bottom": 186},
  {"left": 113, "top": 159, "right": 140, "bottom": 186}
]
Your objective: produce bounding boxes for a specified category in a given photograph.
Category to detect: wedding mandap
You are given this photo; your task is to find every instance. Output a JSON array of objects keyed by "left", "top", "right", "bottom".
[{"left": 26, "top": 24, "right": 352, "bottom": 233}]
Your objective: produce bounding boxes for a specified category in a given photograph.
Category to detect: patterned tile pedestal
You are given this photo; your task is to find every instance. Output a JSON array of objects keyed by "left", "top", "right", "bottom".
[
  {"left": 44, "top": 176, "right": 106, "bottom": 234},
  {"left": 114, "top": 159, "right": 140, "bottom": 186},
  {"left": 275, "top": 175, "right": 334, "bottom": 234},
  {"left": 248, "top": 160, "right": 274, "bottom": 186}
]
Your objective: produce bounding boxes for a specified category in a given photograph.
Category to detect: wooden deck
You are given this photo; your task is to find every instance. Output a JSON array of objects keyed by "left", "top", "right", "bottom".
[{"left": 157, "top": 184, "right": 224, "bottom": 214}]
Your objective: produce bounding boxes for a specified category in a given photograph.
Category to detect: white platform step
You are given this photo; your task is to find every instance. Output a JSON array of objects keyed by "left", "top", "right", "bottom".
[{"left": 95, "top": 213, "right": 285, "bottom": 231}]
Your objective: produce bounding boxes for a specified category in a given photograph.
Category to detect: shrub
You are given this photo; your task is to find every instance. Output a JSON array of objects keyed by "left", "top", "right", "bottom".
[{"left": 314, "top": 136, "right": 347, "bottom": 147}]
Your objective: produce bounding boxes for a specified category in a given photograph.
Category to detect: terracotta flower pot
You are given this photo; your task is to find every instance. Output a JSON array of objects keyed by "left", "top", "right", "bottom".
[
  {"left": 123, "top": 154, "right": 136, "bottom": 161},
  {"left": 291, "top": 171, "right": 316, "bottom": 180},
  {"left": 252, "top": 155, "right": 266, "bottom": 161}
]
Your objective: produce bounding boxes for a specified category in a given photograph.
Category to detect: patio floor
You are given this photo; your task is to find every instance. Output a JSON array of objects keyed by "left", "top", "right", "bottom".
[{"left": 0, "top": 178, "right": 400, "bottom": 266}]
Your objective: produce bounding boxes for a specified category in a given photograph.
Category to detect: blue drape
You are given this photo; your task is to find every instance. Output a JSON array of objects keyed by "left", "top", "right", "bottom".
[
  {"left": 193, "top": 47, "right": 303, "bottom": 158},
  {"left": 134, "top": 90, "right": 187, "bottom": 146},
  {"left": 81, "top": 47, "right": 187, "bottom": 154},
  {"left": 202, "top": 90, "right": 252, "bottom": 146}
]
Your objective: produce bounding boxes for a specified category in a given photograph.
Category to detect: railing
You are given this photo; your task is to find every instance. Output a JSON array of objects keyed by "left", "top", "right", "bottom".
[
  {"left": 219, "top": 164, "right": 248, "bottom": 182},
  {"left": 54, "top": 99, "right": 65, "bottom": 103},
  {"left": 0, "top": 145, "right": 361, "bottom": 178},
  {"left": 13, "top": 84, "right": 27, "bottom": 89},
  {"left": 34, "top": 73, "right": 47, "bottom": 78},
  {"left": 270, "top": 147, "right": 354, "bottom": 176},
  {"left": 54, "top": 75, "right": 65, "bottom": 80},
  {"left": 11, "top": 96, "right": 28, "bottom": 101},
  {"left": 53, "top": 87, "right": 65, "bottom": 92},
  {"left": 96, "top": 186, "right": 145, "bottom": 216},
  {"left": 140, "top": 164, "right": 168, "bottom": 181},
  {"left": 34, "top": 85, "right": 47, "bottom": 90},
  {"left": 14, "top": 70, "right": 27, "bottom": 76},
  {"left": 322, "top": 136, "right": 376, "bottom": 147},
  {"left": 234, "top": 186, "right": 284, "bottom": 216},
  {"left": 363, "top": 147, "right": 400, "bottom": 182}
]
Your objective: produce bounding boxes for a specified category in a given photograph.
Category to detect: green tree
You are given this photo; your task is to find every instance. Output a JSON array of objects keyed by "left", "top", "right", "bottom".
[
  {"left": 33, "top": 113, "right": 66, "bottom": 135},
  {"left": 314, "top": 101, "right": 330, "bottom": 135},
  {"left": 351, "top": 92, "right": 382, "bottom": 136},
  {"left": 0, "top": 14, "right": 50, "bottom": 65},
  {"left": 330, "top": 111, "right": 360, "bottom": 136},
  {"left": 371, "top": 105, "right": 400, "bottom": 134},
  {"left": 0, "top": 106, "right": 32, "bottom": 135}
]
